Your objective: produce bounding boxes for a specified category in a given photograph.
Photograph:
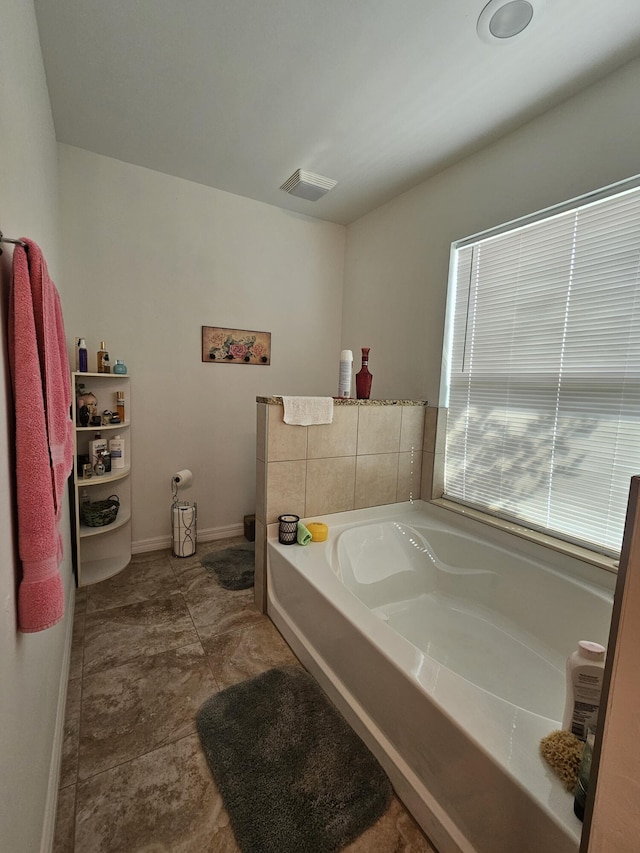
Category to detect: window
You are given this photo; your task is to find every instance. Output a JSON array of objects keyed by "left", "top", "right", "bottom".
[{"left": 442, "top": 177, "right": 640, "bottom": 556}]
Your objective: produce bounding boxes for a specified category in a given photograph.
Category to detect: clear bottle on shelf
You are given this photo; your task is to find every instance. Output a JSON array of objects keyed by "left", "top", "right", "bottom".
[{"left": 97, "top": 341, "right": 110, "bottom": 373}]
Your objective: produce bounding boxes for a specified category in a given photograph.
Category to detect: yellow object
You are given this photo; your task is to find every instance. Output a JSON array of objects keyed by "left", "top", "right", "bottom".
[{"left": 307, "top": 522, "right": 328, "bottom": 542}]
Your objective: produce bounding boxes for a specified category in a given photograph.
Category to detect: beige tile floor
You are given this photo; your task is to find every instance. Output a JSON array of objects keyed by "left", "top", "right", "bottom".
[{"left": 54, "top": 537, "right": 438, "bottom": 852}]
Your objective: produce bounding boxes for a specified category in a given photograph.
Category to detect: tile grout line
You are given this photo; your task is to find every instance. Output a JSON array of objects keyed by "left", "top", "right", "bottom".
[
  {"left": 75, "top": 731, "right": 202, "bottom": 786},
  {"left": 167, "top": 548, "right": 224, "bottom": 694}
]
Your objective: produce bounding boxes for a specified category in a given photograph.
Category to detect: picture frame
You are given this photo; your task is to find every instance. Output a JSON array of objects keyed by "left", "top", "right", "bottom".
[{"left": 202, "top": 326, "right": 271, "bottom": 365}]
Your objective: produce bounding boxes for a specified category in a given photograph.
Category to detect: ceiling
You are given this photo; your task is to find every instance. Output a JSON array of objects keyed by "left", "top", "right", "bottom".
[{"left": 34, "top": 0, "right": 640, "bottom": 225}]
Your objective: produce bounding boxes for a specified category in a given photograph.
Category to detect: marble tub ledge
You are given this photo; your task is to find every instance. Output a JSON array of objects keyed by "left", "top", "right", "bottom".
[{"left": 257, "top": 396, "right": 428, "bottom": 406}]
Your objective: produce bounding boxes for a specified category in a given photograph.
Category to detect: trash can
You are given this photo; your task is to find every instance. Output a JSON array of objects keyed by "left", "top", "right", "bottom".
[{"left": 244, "top": 513, "right": 256, "bottom": 542}]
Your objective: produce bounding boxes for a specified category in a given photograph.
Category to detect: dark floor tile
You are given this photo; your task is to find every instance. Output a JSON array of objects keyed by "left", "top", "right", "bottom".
[
  {"left": 59, "top": 675, "right": 83, "bottom": 789},
  {"left": 69, "top": 611, "right": 86, "bottom": 681},
  {"left": 74, "top": 587, "right": 87, "bottom": 615},
  {"left": 85, "top": 554, "right": 179, "bottom": 612},
  {"left": 78, "top": 642, "right": 218, "bottom": 780},
  {"left": 75, "top": 735, "right": 240, "bottom": 852},
  {"left": 345, "top": 796, "right": 437, "bottom": 852},
  {"left": 181, "top": 570, "right": 257, "bottom": 633},
  {"left": 129, "top": 548, "right": 172, "bottom": 564},
  {"left": 83, "top": 594, "right": 198, "bottom": 676},
  {"left": 65, "top": 675, "right": 82, "bottom": 721},
  {"left": 199, "top": 613, "right": 299, "bottom": 689},
  {"left": 53, "top": 785, "right": 76, "bottom": 853}
]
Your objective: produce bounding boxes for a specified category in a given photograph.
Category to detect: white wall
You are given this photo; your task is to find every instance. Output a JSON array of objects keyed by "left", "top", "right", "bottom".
[
  {"left": 0, "top": 3, "right": 74, "bottom": 852},
  {"left": 59, "top": 146, "right": 346, "bottom": 548},
  {"left": 343, "top": 56, "right": 640, "bottom": 404}
]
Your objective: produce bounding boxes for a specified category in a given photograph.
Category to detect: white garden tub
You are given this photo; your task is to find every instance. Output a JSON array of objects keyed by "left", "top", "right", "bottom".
[{"left": 267, "top": 500, "right": 615, "bottom": 853}]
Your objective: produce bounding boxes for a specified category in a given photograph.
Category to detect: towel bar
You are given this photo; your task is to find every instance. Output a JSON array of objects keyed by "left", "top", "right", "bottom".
[{"left": 0, "top": 230, "right": 28, "bottom": 254}]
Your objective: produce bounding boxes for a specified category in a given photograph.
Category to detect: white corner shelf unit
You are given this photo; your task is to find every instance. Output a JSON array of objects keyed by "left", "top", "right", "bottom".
[{"left": 71, "top": 371, "right": 131, "bottom": 586}]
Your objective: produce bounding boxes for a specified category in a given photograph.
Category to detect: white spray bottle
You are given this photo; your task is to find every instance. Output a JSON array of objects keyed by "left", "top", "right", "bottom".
[{"left": 338, "top": 349, "right": 353, "bottom": 398}]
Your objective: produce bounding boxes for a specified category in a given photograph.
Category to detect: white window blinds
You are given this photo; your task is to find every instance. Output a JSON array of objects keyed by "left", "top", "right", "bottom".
[{"left": 444, "top": 181, "right": 640, "bottom": 555}]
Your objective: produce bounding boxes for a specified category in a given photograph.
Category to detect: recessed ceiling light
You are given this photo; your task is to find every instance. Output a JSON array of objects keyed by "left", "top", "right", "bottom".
[
  {"left": 477, "top": 0, "right": 540, "bottom": 44},
  {"left": 280, "top": 169, "right": 337, "bottom": 201}
]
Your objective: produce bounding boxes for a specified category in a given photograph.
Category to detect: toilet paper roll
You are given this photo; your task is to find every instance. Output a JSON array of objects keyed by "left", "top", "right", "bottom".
[{"left": 173, "top": 469, "right": 193, "bottom": 489}]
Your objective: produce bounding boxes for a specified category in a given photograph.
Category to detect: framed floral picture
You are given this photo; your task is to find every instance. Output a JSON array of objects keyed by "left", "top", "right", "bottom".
[{"left": 202, "top": 326, "right": 271, "bottom": 365}]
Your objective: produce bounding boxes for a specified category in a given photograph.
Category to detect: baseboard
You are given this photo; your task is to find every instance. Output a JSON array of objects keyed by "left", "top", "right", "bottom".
[
  {"left": 132, "top": 522, "right": 245, "bottom": 554},
  {"left": 131, "top": 534, "right": 171, "bottom": 554},
  {"left": 40, "top": 582, "right": 76, "bottom": 853}
]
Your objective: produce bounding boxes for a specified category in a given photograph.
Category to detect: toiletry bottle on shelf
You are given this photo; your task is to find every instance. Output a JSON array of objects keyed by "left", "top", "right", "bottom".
[
  {"left": 116, "top": 392, "right": 125, "bottom": 422},
  {"left": 562, "top": 640, "right": 606, "bottom": 740},
  {"left": 97, "top": 341, "right": 110, "bottom": 373},
  {"left": 93, "top": 449, "right": 106, "bottom": 476},
  {"left": 89, "top": 433, "right": 108, "bottom": 473},
  {"left": 77, "top": 338, "right": 88, "bottom": 373},
  {"left": 356, "top": 347, "right": 373, "bottom": 399},
  {"left": 113, "top": 359, "right": 127, "bottom": 374},
  {"left": 109, "top": 435, "right": 125, "bottom": 469},
  {"left": 338, "top": 349, "right": 353, "bottom": 398}
]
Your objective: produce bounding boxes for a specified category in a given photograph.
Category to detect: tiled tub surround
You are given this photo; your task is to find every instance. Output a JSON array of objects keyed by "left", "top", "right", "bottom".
[{"left": 255, "top": 399, "right": 436, "bottom": 610}]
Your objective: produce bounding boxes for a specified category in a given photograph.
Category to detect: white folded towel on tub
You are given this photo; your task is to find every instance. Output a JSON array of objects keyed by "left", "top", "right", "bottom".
[{"left": 281, "top": 396, "right": 334, "bottom": 426}]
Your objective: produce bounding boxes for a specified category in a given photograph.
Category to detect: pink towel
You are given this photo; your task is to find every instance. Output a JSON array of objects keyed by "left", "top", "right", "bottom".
[{"left": 8, "top": 240, "right": 74, "bottom": 632}]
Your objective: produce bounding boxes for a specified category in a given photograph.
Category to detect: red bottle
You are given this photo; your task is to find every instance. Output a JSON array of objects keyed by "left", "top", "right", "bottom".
[{"left": 356, "top": 347, "right": 373, "bottom": 399}]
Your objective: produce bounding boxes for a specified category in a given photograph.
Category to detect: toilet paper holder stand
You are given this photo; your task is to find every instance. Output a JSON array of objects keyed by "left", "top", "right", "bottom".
[{"left": 171, "top": 472, "right": 197, "bottom": 558}]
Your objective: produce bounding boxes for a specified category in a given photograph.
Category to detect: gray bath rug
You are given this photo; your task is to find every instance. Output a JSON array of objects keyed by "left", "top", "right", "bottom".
[
  {"left": 196, "top": 665, "right": 393, "bottom": 853},
  {"left": 202, "top": 543, "right": 255, "bottom": 590}
]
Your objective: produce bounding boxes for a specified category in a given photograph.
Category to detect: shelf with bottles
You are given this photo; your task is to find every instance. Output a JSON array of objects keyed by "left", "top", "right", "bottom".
[
  {"left": 74, "top": 371, "right": 123, "bottom": 379},
  {"left": 71, "top": 370, "right": 132, "bottom": 586},
  {"left": 76, "top": 420, "right": 130, "bottom": 481},
  {"left": 76, "top": 421, "right": 130, "bottom": 432},
  {"left": 78, "top": 464, "right": 131, "bottom": 486},
  {"left": 76, "top": 443, "right": 130, "bottom": 480},
  {"left": 76, "top": 337, "right": 127, "bottom": 376},
  {"left": 73, "top": 371, "right": 129, "bottom": 430}
]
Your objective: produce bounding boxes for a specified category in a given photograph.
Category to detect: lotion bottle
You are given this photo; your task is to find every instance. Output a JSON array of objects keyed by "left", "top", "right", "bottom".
[
  {"left": 109, "top": 435, "right": 125, "bottom": 469},
  {"left": 89, "top": 433, "right": 108, "bottom": 470},
  {"left": 562, "top": 640, "right": 606, "bottom": 740},
  {"left": 338, "top": 349, "right": 353, "bottom": 398}
]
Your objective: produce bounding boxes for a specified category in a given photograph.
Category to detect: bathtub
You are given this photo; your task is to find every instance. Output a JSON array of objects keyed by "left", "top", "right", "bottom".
[{"left": 267, "top": 500, "right": 615, "bottom": 853}]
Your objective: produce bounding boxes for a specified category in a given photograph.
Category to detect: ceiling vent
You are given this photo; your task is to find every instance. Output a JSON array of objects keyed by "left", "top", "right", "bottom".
[{"left": 280, "top": 169, "right": 337, "bottom": 201}]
